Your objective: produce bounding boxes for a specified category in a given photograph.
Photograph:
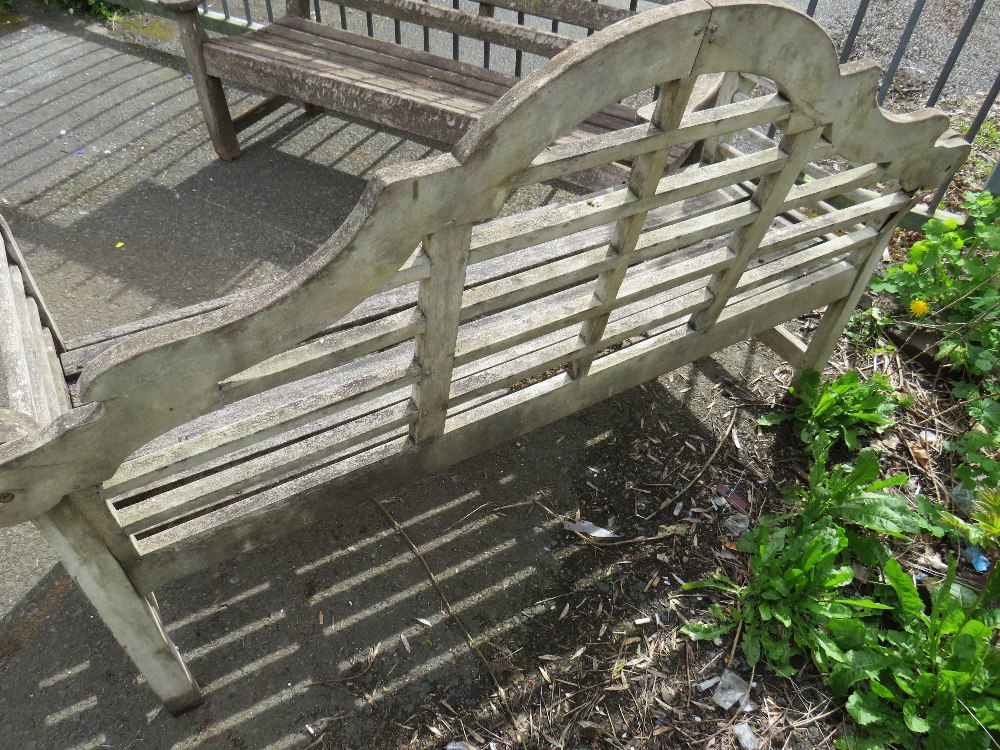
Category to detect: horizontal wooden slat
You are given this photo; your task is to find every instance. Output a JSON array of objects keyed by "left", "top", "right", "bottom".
[
  {"left": 758, "top": 191, "right": 910, "bottom": 257},
  {"left": 334, "top": 0, "right": 573, "bottom": 58},
  {"left": 62, "top": 290, "right": 247, "bottom": 375},
  {"left": 279, "top": 15, "right": 516, "bottom": 90},
  {"left": 473, "top": 147, "right": 791, "bottom": 264},
  {"left": 119, "top": 400, "right": 414, "bottom": 536},
  {"left": 103, "top": 347, "right": 419, "bottom": 496},
  {"left": 459, "top": 200, "right": 757, "bottom": 324},
  {"left": 467, "top": 0, "right": 631, "bottom": 31},
  {"left": 453, "top": 241, "right": 735, "bottom": 367},
  {"left": 220, "top": 307, "right": 424, "bottom": 402},
  {"left": 514, "top": 93, "right": 793, "bottom": 187}
]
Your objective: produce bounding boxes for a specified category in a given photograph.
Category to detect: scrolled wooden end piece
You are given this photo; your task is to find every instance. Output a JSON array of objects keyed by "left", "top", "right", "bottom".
[{"left": 157, "top": 0, "right": 203, "bottom": 13}]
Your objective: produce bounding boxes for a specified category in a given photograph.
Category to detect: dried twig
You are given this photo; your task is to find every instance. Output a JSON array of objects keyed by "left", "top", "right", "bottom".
[
  {"left": 644, "top": 409, "right": 740, "bottom": 520},
  {"left": 373, "top": 499, "right": 520, "bottom": 729}
]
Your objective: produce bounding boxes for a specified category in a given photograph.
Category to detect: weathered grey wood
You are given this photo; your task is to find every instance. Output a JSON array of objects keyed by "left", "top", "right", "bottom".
[
  {"left": 6, "top": 266, "right": 47, "bottom": 425},
  {"left": 410, "top": 225, "right": 474, "bottom": 443},
  {"left": 0, "top": 263, "right": 36, "bottom": 420},
  {"left": 797, "top": 191, "right": 924, "bottom": 378},
  {"left": 231, "top": 94, "right": 291, "bottom": 133},
  {"left": 569, "top": 77, "right": 697, "bottom": 379},
  {"left": 169, "top": 7, "right": 240, "bottom": 160},
  {"left": 468, "top": 0, "right": 631, "bottom": 31},
  {"left": 756, "top": 325, "right": 807, "bottom": 369},
  {"left": 1, "top": 216, "right": 64, "bottom": 350},
  {"left": 127, "top": 259, "right": 857, "bottom": 593},
  {"left": 514, "top": 92, "right": 792, "bottom": 188},
  {"left": 334, "top": 0, "right": 573, "bottom": 59},
  {"left": 0, "top": 2, "right": 972, "bottom": 710},
  {"left": 119, "top": 400, "right": 414, "bottom": 536},
  {"left": 33, "top": 498, "right": 202, "bottom": 713},
  {"left": 104, "top": 349, "right": 419, "bottom": 496},
  {"left": 689, "top": 126, "right": 825, "bottom": 331}
]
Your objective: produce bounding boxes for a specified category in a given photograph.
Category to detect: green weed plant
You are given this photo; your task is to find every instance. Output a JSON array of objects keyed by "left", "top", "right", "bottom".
[
  {"left": 759, "top": 369, "right": 905, "bottom": 459},
  {"left": 871, "top": 191, "right": 1000, "bottom": 378}
]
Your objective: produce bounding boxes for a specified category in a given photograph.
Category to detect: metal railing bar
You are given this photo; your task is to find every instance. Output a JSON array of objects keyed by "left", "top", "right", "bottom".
[
  {"left": 240, "top": 0, "right": 252, "bottom": 25},
  {"left": 340, "top": 3, "right": 348, "bottom": 28},
  {"left": 514, "top": 9, "right": 524, "bottom": 76},
  {"left": 312, "top": 0, "right": 321, "bottom": 23},
  {"left": 394, "top": 18, "right": 402, "bottom": 44},
  {"left": 877, "top": 0, "right": 927, "bottom": 104},
  {"left": 220, "top": 0, "right": 229, "bottom": 18},
  {"left": 806, "top": 0, "right": 818, "bottom": 16},
  {"left": 840, "top": 0, "right": 870, "bottom": 63},
  {"left": 264, "top": 0, "right": 273, "bottom": 23},
  {"left": 366, "top": 9, "right": 374, "bottom": 36},
  {"left": 452, "top": 0, "right": 459, "bottom": 60},
  {"left": 929, "top": 66, "right": 1000, "bottom": 210},
  {"left": 926, "top": 0, "right": 985, "bottom": 107}
]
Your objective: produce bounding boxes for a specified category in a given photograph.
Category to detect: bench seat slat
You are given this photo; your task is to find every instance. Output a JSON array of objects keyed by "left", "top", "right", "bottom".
[
  {"left": 230, "top": 29, "right": 504, "bottom": 108},
  {"left": 204, "top": 17, "right": 637, "bottom": 149},
  {"left": 271, "top": 16, "right": 515, "bottom": 95}
]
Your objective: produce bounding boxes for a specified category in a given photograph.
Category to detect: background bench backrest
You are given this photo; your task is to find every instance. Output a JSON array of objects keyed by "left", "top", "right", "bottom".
[
  {"left": 289, "top": 0, "right": 673, "bottom": 78},
  {"left": 0, "top": 1, "right": 967, "bottom": 538}
]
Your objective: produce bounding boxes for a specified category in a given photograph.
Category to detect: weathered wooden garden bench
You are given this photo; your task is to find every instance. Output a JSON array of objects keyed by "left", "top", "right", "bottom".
[
  {"left": 0, "top": 0, "right": 966, "bottom": 712},
  {"left": 159, "top": 0, "right": 721, "bottom": 173}
]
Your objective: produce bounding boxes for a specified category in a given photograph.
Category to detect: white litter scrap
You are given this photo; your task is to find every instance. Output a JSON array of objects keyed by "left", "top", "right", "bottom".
[
  {"left": 712, "top": 669, "right": 757, "bottom": 711},
  {"left": 446, "top": 742, "right": 480, "bottom": 750},
  {"left": 733, "top": 722, "right": 761, "bottom": 750},
  {"left": 562, "top": 520, "right": 617, "bottom": 537}
]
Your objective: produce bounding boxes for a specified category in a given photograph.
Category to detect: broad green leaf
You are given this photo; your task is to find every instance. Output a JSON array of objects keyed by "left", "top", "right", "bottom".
[
  {"left": 883, "top": 558, "right": 926, "bottom": 625},
  {"left": 903, "top": 699, "right": 930, "bottom": 733}
]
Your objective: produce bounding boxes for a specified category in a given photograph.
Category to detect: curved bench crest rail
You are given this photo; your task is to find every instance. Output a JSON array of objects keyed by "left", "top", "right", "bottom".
[{"left": 0, "top": 0, "right": 968, "bottom": 711}]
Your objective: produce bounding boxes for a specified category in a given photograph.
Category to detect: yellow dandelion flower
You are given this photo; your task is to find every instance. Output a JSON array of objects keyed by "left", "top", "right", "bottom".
[{"left": 909, "top": 299, "right": 930, "bottom": 317}]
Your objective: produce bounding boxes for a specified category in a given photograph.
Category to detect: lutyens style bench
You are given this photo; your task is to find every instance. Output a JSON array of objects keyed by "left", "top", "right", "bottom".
[{"left": 0, "top": 0, "right": 967, "bottom": 712}]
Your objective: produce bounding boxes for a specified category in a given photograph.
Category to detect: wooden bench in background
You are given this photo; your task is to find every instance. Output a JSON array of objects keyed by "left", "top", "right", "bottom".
[
  {"left": 158, "top": 0, "right": 720, "bottom": 178},
  {"left": 0, "top": 0, "right": 966, "bottom": 712}
]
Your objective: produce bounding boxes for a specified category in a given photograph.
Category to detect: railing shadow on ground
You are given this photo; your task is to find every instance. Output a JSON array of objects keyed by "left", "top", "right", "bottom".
[{"left": 0, "top": 346, "right": 785, "bottom": 750}]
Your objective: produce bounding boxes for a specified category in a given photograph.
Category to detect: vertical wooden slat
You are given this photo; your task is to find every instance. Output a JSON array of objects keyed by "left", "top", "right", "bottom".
[
  {"left": 699, "top": 72, "right": 752, "bottom": 164},
  {"left": 410, "top": 225, "right": 474, "bottom": 443},
  {"left": 796, "top": 191, "right": 919, "bottom": 379},
  {"left": 567, "top": 77, "right": 697, "bottom": 380},
  {"left": 688, "top": 124, "right": 825, "bottom": 332}
]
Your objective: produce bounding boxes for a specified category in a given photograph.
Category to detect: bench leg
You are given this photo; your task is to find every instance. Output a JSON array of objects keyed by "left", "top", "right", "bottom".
[
  {"left": 175, "top": 9, "right": 241, "bottom": 161},
  {"left": 33, "top": 498, "right": 203, "bottom": 714}
]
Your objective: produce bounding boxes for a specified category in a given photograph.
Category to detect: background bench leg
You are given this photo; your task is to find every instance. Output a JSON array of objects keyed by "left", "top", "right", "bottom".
[
  {"left": 175, "top": 9, "right": 241, "bottom": 161},
  {"left": 33, "top": 498, "right": 203, "bottom": 714}
]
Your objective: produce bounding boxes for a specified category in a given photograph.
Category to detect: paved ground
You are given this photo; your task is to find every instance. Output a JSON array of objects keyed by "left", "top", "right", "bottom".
[{"left": 0, "top": 2, "right": 996, "bottom": 748}]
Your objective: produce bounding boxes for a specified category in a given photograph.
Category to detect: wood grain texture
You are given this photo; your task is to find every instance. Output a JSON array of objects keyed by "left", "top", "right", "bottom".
[{"left": 0, "top": 1, "right": 971, "bottom": 712}]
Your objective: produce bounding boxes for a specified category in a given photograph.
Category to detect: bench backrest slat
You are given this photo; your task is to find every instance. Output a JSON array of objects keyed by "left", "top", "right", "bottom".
[{"left": 336, "top": 0, "right": 573, "bottom": 58}]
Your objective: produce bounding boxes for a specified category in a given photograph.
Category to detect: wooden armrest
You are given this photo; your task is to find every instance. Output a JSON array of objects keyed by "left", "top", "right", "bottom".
[{"left": 158, "top": 0, "right": 203, "bottom": 13}]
